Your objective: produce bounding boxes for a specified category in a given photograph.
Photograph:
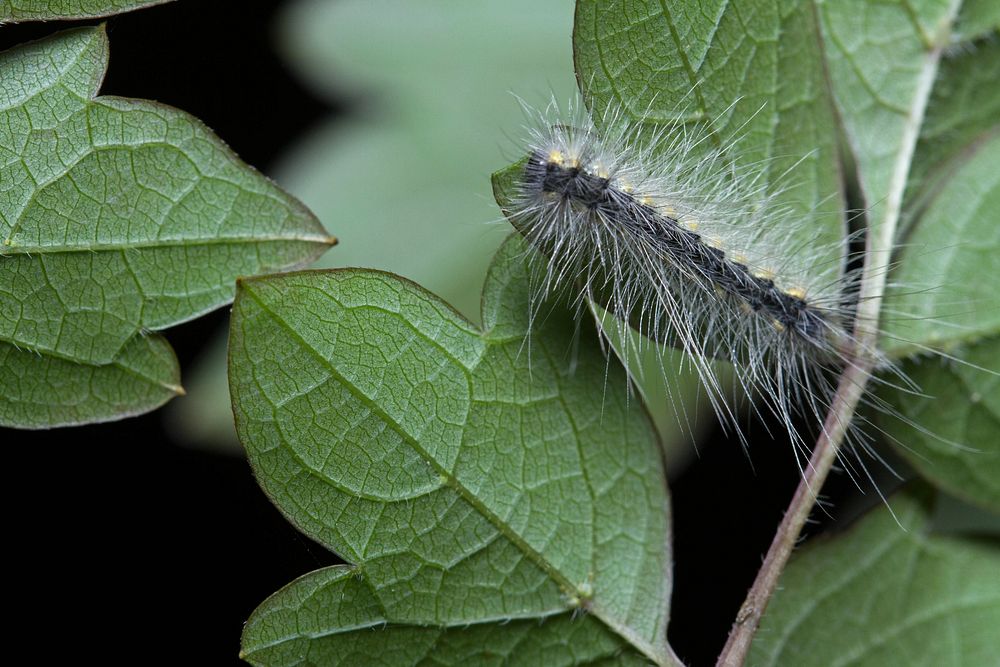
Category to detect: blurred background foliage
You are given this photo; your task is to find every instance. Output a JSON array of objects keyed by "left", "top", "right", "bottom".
[{"left": 175, "top": 0, "right": 705, "bottom": 470}]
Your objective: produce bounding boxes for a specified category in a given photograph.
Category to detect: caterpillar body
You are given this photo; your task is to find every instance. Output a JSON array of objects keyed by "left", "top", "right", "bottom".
[{"left": 506, "top": 100, "right": 886, "bottom": 459}]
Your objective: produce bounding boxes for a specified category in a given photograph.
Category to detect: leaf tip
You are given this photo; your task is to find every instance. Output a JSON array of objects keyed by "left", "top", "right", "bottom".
[{"left": 91, "top": 21, "right": 111, "bottom": 46}]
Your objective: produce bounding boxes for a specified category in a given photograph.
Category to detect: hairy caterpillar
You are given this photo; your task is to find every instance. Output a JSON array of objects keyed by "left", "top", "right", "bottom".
[{"left": 502, "top": 98, "right": 901, "bottom": 475}]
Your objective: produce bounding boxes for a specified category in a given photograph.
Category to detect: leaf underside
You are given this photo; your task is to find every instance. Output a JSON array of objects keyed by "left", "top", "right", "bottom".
[
  {"left": 232, "top": 236, "right": 675, "bottom": 666},
  {"left": 0, "top": 26, "right": 333, "bottom": 427},
  {"left": 0, "top": 0, "right": 171, "bottom": 22},
  {"left": 751, "top": 486, "right": 1000, "bottom": 666}
]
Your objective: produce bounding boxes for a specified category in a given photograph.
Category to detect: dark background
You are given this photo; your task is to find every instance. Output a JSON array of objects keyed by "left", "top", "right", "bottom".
[{"left": 1, "top": 3, "right": 866, "bottom": 664}]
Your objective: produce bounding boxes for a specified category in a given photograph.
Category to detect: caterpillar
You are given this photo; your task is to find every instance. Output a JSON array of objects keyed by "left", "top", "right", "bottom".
[{"left": 503, "top": 98, "right": 895, "bottom": 471}]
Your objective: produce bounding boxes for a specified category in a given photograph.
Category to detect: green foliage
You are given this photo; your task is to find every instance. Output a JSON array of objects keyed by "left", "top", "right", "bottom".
[
  {"left": 230, "top": 0, "right": 1000, "bottom": 665},
  {"left": 0, "top": 331, "right": 179, "bottom": 427},
  {"left": 751, "top": 486, "right": 1000, "bottom": 666},
  {"left": 4, "top": 0, "right": 993, "bottom": 662},
  {"left": 229, "top": 0, "right": 1000, "bottom": 665},
  {"left": 231, "top": 236, "right": 675, "bottom": 666},
  {"left": 0, "top": 0, "right": 170, "bottom": 22},
  {"left": 954, "top": 0, "right": 1000, "bottom": 41},
  {"left": 572, "top": 0, "right": 1000, "bottom": 510},
  {"left": 886, "top": 41, "right": 1000, "bottom": 476},
  {"left": 882, "top": 338, "right": 1000, "bottom": 513},
  {"left": 0, "top": 26, "right": 332, "bottom": 427},
  {"left": 574, "top": 0, "right": 844, "bottom": 270},
  {"left": 174, "top": 0, "right": 579, "bottom": 448},
  {"left": 243, "top": 565, "right": 657, "bottom": 667},
  {"left": 884, "top": 130, "right": 1000, "bottom": 353},
  {"left": 904, "top": 40, "right": 1000, "bottom": 216}
]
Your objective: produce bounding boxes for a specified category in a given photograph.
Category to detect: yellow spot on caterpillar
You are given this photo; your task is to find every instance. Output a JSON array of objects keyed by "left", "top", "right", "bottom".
[
  {"left": 661, "top": 205, "right": 678, "bottom": 217},
  {"left": 617, "top": 180, "right": 634, "bottom": 193},
  {"left": 772, "top": 319, "right": 786, "bottom": 332},
  {"left": 753, "top": 268, "right": 776, "bottom": 280},
  {"left": 739, "top": 300, "right": 753, "bottom": 315},
  {"left": 569, "top": 154, "right": 581, "bottom": 168},
  {"left": 681, "top": 218, "right": 699, "bottom": 231},
  {"left": 640, "top": 196, "right": 654, "bottom": 206},
  {"left": 587, "top": 163, "right": 610, "bottom": 179},
  {"left": 548, "top": 150, "right": 565, "bottom": 166},
  {"left": 732, "top": 252, "right": 748, "bottom": 265},
  {"left": 786, "top": 287, "right": 807, "bottom": 300},
  {"left": 706, "top": 236, "right": 723, "bottom": 249}
]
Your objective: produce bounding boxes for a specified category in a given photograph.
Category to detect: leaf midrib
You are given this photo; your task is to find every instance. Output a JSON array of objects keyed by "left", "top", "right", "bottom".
[{"left": 240, "top": 279, "right": 673, "bottom": 667}]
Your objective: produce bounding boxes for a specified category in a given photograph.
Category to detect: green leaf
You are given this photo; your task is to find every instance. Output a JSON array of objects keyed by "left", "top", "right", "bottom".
[
  {"left": 231, "top": 235, "right": 676, "bottom": 666},
  {"left": 954, "top": 0, "right": 1000, "bottom": 42},
  {"left": 573, "top": 0, "right": 845, "bottom": 270},
  {"left": 0, "top": 332, "right": 180, "bottom": 428},
  {"left": 904, "top": 40, "right": 1000, "bottom": 220},
  {"left": 569, "top": 1, "right": 997, "bottom": 504},
  {"left": 0, "top": 26, "right": 333, "bottom": 365},
  {"left": 242, "top": 566, "right": 657, "bottom": 667},
  {"left": 932, "top": 492, "right": 1000, "bottom": 536},
  {"left": 880, "top": 337, "right": 1000, "bottom": 514},
  {"left": 883, "top": 130, "right": 1000, "bottom": 354},
  {"left": 172, "top": 0, "right": 579, "bottom": 451},
  {"left": 822, "top": 4, "right": 1000, "bottom": 501},
  {"left": 751, "top": 486, "right": 1000, "bottom": 666},
  {"left": 817, "top": 0, "right": 959, "bottom": 239},
  {"left": 0, "top": 27, "right": 333, "bottom": 426},
  {"left": 0, "top": 0, "right": 170, "bottom": 22}
]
